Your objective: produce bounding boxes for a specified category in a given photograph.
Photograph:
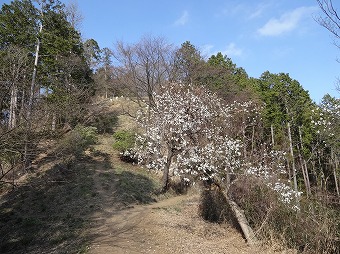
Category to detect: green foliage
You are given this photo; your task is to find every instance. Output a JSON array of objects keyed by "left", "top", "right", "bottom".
[
  {"left": 207, "top": 52, "right": 236, "bottom": 70},
  {"left": 173, "top": 41, "right": 204, "bottom": 83},
  {"left": 319, "top": 94, "right": 340, "bottom": 150},
  {"left": 55, "top": 125, "right": 97, "bottom": 157},
  {"left": 199, "top": 52, "right": 255, "bottom": 102},
  {"left": 0, "top": 0, "right": 38, "bottom": 50},
  {"left": 256, "top": 71, "right": 314, "bottom": 146},
  {"left": 75, "top": 125, "right": 97, "bottom": 146},
  {"left": 112, "top": 130, "right": 135, "bottom": 152},
  {"left": 89, "top": 111, "right": 118, "bottom": 134},
  {"left": 83, "top": 38, "right": 101, "bottom": 69},
  {"left": 112, "top": 130, "right": 137, "bottom": 163}
]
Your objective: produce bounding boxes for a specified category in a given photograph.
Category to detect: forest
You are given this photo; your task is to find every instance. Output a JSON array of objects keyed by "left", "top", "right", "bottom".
[{"left": 0, "top": 0, "right": 339, "bottom": 253}]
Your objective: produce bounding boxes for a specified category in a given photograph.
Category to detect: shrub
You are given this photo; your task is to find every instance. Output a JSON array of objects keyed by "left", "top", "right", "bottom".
[
  {"left": 55, "top": 125, "right": 98, "bottom": 158},
  {"left": 89, "top": 111, "right": 118, "bottom": 134},
  {"left": 112, "top": 130, "right": 137, "bottom": 163},
  {"left": 228, "top": 176, "right": 340, "bottom": 253}
]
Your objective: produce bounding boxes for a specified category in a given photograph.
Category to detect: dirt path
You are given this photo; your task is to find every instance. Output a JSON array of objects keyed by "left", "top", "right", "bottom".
[
  {"left": 86, "top": 136, "right": 291, "bottom": 254},
  {"left": 87, "top": 193, "right": 291, "bottom": 254}
]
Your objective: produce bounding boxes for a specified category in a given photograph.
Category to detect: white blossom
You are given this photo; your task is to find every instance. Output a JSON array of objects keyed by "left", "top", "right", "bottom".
[{"left": 135, "top": 82, "right": 301, "bottom": 210}]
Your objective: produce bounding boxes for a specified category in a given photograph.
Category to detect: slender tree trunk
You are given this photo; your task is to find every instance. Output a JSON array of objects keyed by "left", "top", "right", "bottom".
[
  {"left": 298, "top": 149, "right": 308, "bottom": 197},
  {"left": 23, "top": 22, "right": 42, "bottom": 170},
  {"left": 287, "top": 158, "right": 291, "bottom": 181},
  {"left": 271, "top": 124, "right": 275, "bottom": 147},
  {"left": 312, "top": 161, "right": 317, "bottom": 190},
  {"left": 27, "top": 23, "right": 42, "bottom": 122},
  {"left": 9, "top": 84, "right": 18, "bottom": 129},
  {"left": 104, "top": 65, "right": 108, "bottom": 99},
  {"left": 19, "top": 88, "right": 25, "bottom": 122},
  {"left": 332, "top": 149, "right": 339, "bottom": 197},
  {"left": 337, "top": 157, "right": 340, "bottom": 197},
  {"left": 298, "top": 126, "right": 311, "bottom": 196},
  {"left": 242, "top": 126, "right": 246, "bottom": 159},
  {"left": 51, "top": 113, "right": 56, "bottom": 131},
  {"left": 161, "top": 145, "right": 173, "bottom": 193},
  {"left": 287, "top": 122, "right": 298, "bottom": 193},
  {"left": 251, "top": 125, "right": 255, "bottom": 156},
  {"left": 318, "top": 153, "right": 324, "bottom": 192},
  {"left": 303, "top": 163, "right": 311, "bottom": 195}
]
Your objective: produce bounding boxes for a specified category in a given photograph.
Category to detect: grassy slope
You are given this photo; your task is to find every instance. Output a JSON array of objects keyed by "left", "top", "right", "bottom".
[{"left": 0, "top": 98, "right": 161, "bottom": 254}]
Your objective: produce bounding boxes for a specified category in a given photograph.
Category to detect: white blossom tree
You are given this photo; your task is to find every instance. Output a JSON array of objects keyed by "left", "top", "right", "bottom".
[
  {"left": 136, "top": 83, "right": 239, "bottom": 189},
  {"left": 135, "top": 82, "right": 301, "bottom": 243}
]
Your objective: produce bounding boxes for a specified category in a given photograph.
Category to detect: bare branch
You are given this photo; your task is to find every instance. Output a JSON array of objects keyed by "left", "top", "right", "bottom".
[{"left": 316, "top": 0, "right": 340, "bottom": 48}]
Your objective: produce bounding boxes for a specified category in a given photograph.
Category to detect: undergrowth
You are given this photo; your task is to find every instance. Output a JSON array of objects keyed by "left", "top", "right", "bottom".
[{"left": 228, "top": 176, "right": 340, "bottom": 253}]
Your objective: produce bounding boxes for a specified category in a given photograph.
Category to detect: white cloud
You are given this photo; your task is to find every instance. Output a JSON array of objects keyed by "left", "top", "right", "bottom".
[
  {"left": 248, "top": 3, "right": 270, "bottom": 20},
  {"left": 174, "top": 11, "right": 189, "bottom": 26},
  {"left": 222, "top": 43, "right": 243, "bottom": 57},
  {"left": 258, "top": 6, "right": 318, "bottom": 36},
  {"left": 221, "top": 3, "right": 245, "bottom": 17},
  {"left": 219, "top": 2, "right": 271, "bottom": 20},
  {"left": 201, "top": 43, "right": 243, "bottom": 59}
]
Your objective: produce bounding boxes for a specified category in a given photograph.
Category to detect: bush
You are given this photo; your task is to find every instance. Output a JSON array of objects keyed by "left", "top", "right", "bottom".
[
  {"left": 228, "top": 176, "right": 340, "bottom": 253},
  {"left": 89, "top": 111, "right": 118, "bottom": 134},
  {"left": 55, "top": 125, "right": 98, "bottom": 158},
  {"left": 112, "top": 130, "right": 135, "bottom": 151},
  {"left": 112, "top": 130, "right": 137, "bottom": 163}
]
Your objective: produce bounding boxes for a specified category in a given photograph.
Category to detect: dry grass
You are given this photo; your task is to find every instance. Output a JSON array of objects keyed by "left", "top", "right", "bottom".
[
  {"left": 0, "top": 105, "right": 160, "bottom": 254},
  {"left": 228, "top": 176, "right": 340, "bottom": 254}
]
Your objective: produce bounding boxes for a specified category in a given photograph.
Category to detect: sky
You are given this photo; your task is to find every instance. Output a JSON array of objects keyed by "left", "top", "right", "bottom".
[{"left": 1, "top": 0, "right": 339, "bottom": 103}]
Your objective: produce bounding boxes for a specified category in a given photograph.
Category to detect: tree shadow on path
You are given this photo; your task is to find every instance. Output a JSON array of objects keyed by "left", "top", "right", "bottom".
[{"left": 0, "top": 149, "right": 157, "bottom": 254}]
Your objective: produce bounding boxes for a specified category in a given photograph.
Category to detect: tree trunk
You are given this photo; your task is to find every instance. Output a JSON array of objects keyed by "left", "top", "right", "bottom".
[
  {"left": 221, "top": 188, "right": 257, "bottom": 245},
  {"left": 298, "top": 150, "right": 309, "bottom": 198},
  {"left": 51, "top": 113, "right": 56, "bottom": 131},
  {"left": 212, "top": 180, "right": 257, "bottom": 244},
  {"left": 298, "top": 126, "right": 311, "bottom": 195},
  {"left": 161, "top": 145, "right": 173, "bottom": 193},
  {"left": 19, "top": 88, "right": 25, "bottom": 122},
  {"left": 242, "top": 126, "right": 247, "bottom": 159},
  {"left": 251, "top": 125, "right": 255, "bottom": 156},
  {"left": 287, "top": 122, "right": 298, "bottom": 193},
  {"left": 23, "top": 21, "right": 42, "bottom": 170},
  {"left": 9, "top": 84, "right": 18, "bottom": 129},
  {"left": 271, "top": 124, "right": 275, "bottom": 147},
  {"left": 332, "top": 149, "right": 339, "bottom": 197},
  {"left": 27, "top": 23, "right": 42, "bottom": 122},
  {"left": 104, "top": 65, "right": 108, "bottom": 99}
]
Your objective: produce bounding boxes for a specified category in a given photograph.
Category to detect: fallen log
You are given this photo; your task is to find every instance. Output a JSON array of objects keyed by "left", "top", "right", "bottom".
[{"left": 213, "top": 181, "right": 257, "bottom": 245}]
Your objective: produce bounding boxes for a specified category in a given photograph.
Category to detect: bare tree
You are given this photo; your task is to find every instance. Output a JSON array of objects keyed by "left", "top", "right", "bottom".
[
  {"left": 112, "top": 35, "right": 175, "bottom": 108},
  {"left": 315, "top": 1, "right": 340, "bottom": 92},
  {"left": 316, "top": 0, "right": 340, "bottom": 48},
  {"left": 0, "top": 46, "right": 30, "bottom": 129},
  {"left": 65, "top": 0, "right": 83, "bottom": 31}
]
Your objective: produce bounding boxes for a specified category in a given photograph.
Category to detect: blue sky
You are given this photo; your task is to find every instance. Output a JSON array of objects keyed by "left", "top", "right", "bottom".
[{"left": 1, "top": 0, "right": 339, "bottom": 103}]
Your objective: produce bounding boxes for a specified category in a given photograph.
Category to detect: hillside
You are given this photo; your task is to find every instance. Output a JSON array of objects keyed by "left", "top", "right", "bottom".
[{"left": 0, "top": 117, "right": 294, "bottom": 254}]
